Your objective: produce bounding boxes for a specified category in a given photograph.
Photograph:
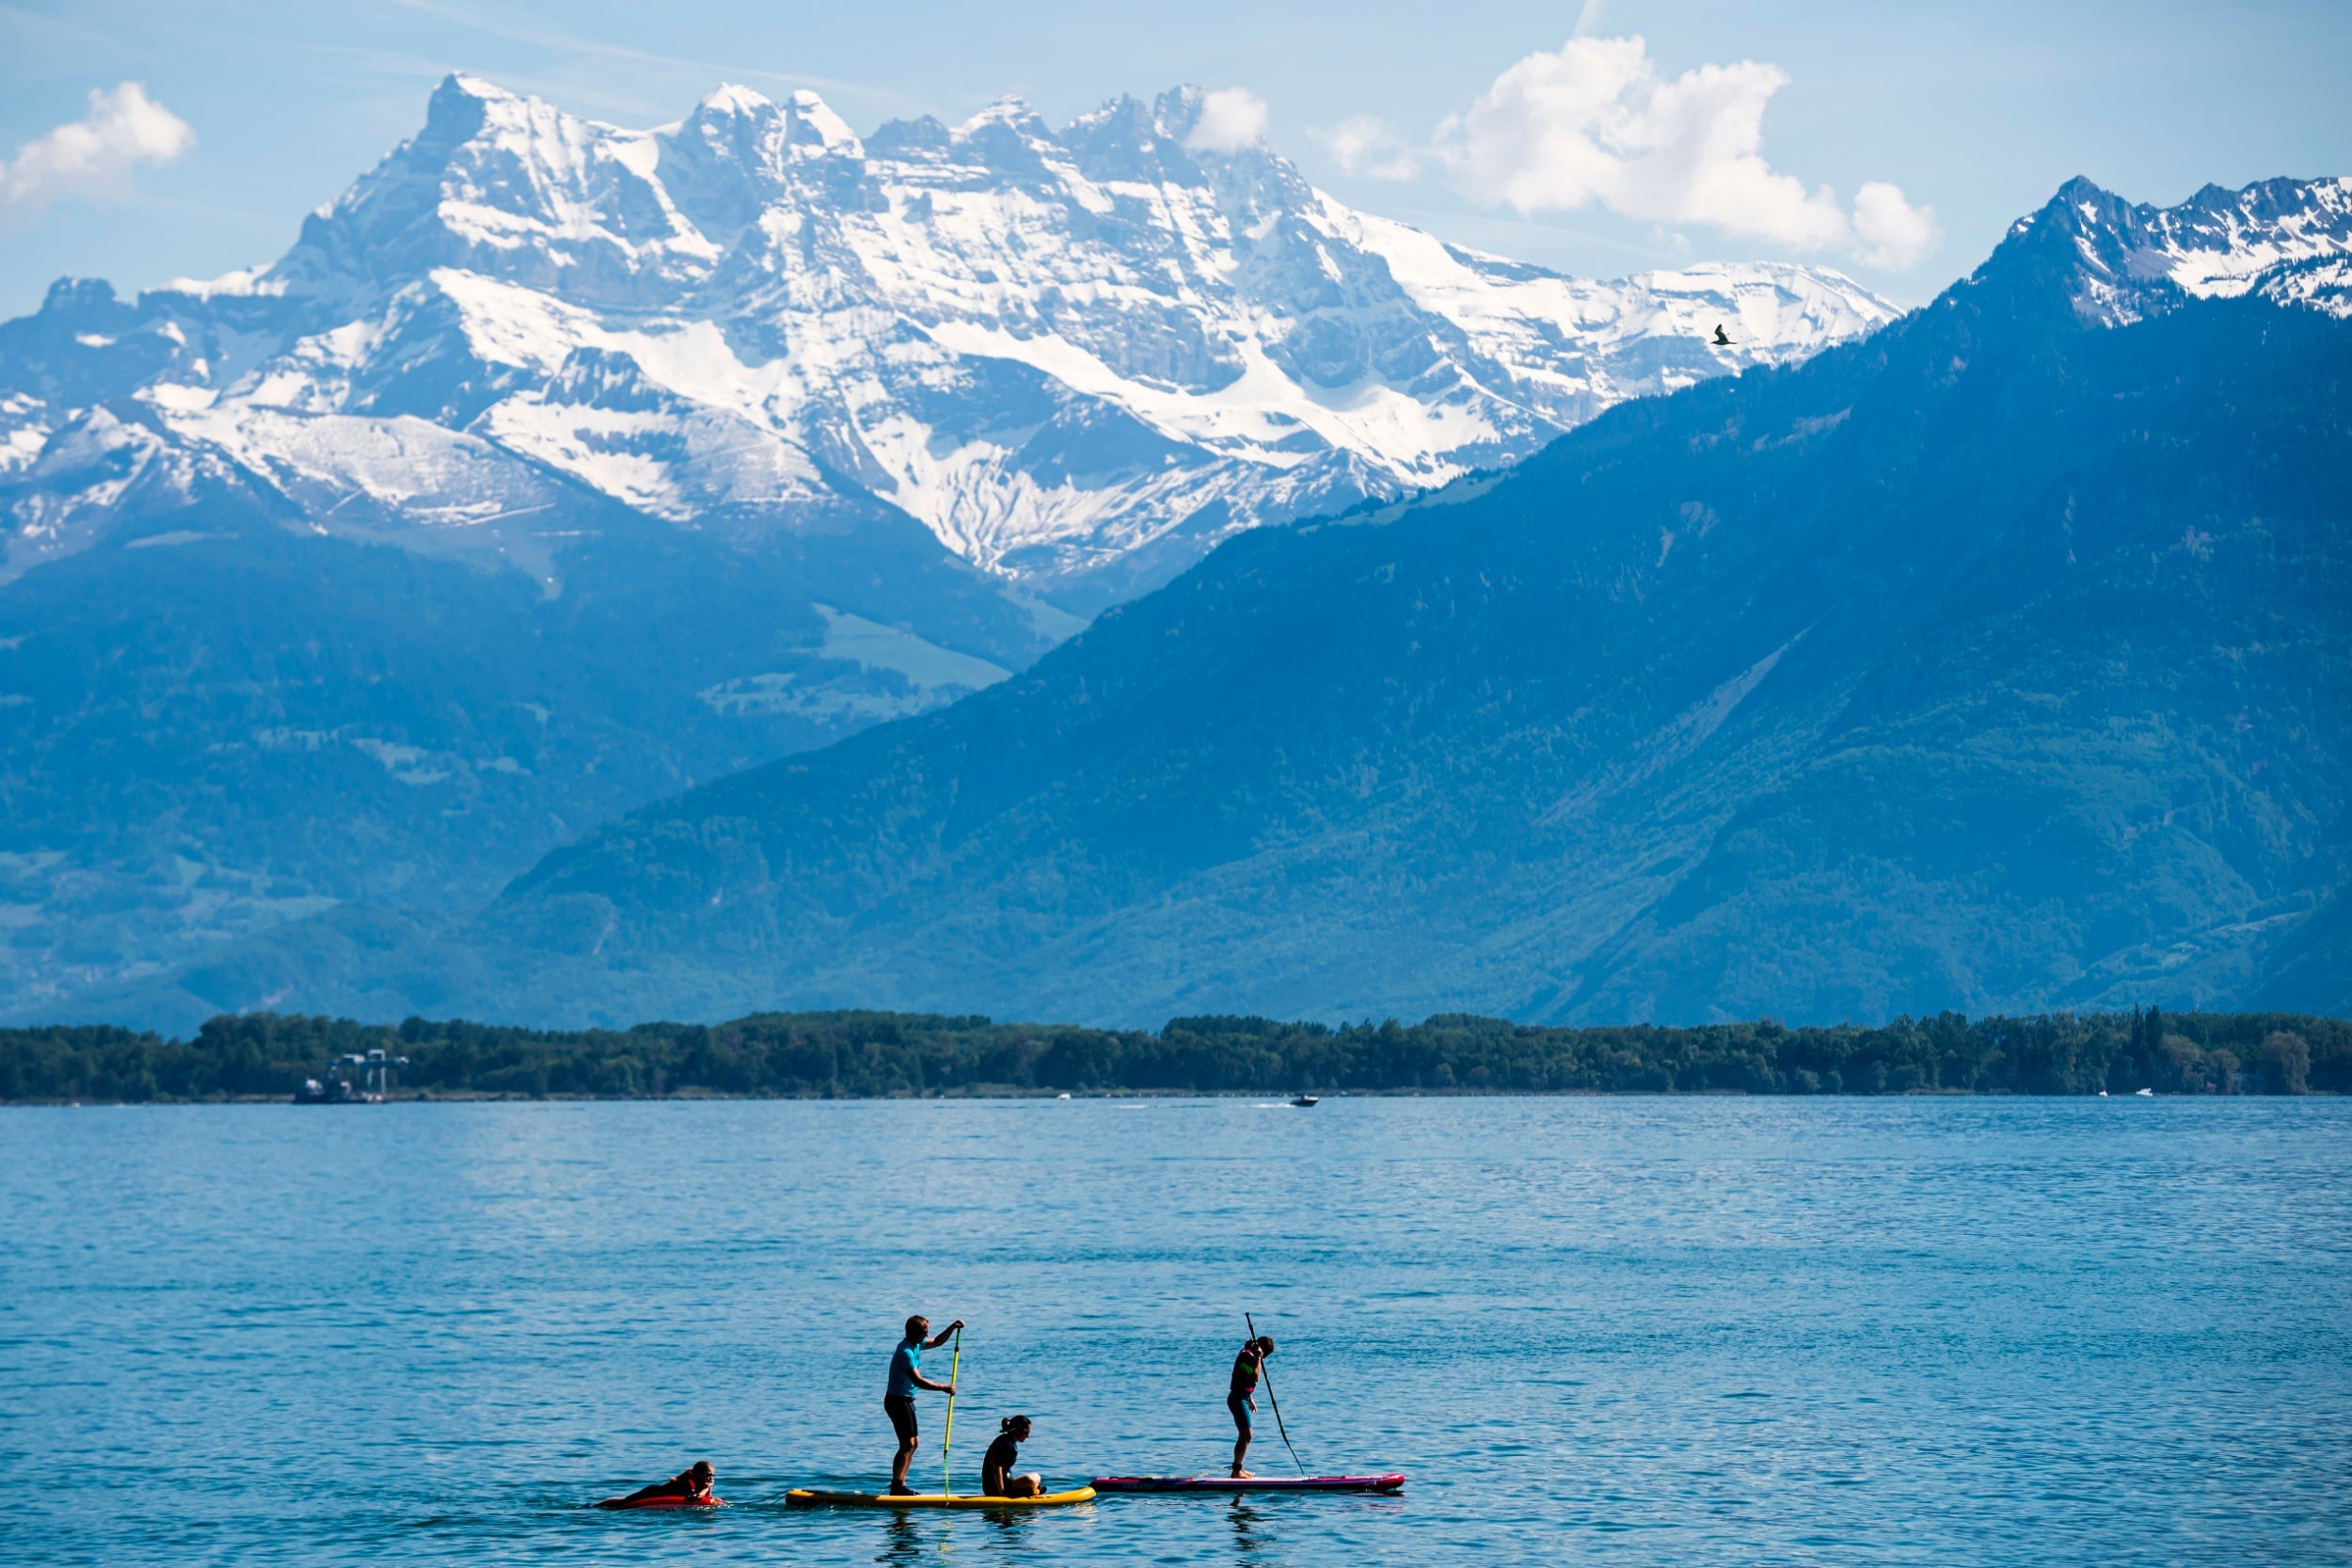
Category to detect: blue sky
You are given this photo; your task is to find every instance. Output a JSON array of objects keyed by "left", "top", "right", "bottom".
[{"left": 2, "top": 0, "right": 2346, "bottom": 316}]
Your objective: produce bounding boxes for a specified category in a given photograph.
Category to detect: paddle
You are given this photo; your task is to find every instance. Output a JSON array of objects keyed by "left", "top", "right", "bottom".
[
  {"left": 941, "top": 1326, "right": 962, "bottom": 1497},
  {"left": 1246, "top": 1311, "right": 1306, "bottom": 1476}
]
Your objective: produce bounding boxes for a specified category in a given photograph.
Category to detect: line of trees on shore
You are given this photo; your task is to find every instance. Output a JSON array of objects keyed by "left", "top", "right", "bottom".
[{"left": 0, "top": 1006, "right": 2339, "bottom": 1102}]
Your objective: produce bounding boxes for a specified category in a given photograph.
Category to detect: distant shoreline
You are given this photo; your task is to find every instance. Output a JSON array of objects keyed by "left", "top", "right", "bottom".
[
  {"left": 3, "top": 1006, "right": 2339, "bottom": 1103},
  {"left": 7, "top": 1086, "right": 2340, "bottom": 1108}
]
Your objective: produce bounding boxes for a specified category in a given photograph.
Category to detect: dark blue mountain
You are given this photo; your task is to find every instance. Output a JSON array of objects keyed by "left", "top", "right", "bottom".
[
  {"left": 0, "top": 456, "right": 1052, "bottom": 1017},
  {"left": 73, "top": 178, "right": 2352, "bottom": 1029}
]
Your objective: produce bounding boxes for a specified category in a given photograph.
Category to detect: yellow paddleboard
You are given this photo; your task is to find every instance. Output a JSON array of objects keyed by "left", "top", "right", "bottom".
[{"left": 787, "top": 1487, "right": 1095, "bottom": 1510}]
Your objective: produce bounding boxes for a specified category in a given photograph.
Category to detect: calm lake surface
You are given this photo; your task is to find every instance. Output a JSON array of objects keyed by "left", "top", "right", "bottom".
[{"left": 2, "top": 1096, "right": 2347, "bottom": 1566}]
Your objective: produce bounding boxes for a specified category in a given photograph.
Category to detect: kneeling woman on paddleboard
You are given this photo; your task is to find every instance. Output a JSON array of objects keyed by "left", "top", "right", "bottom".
[{"left": 982, "top": 1417, "right": 1044, "bottom": 1498}]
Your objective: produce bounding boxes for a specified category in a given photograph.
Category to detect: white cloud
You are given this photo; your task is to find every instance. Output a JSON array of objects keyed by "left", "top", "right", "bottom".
[
  {"left": 1851, "top": 181, "right": 1940, "bottom": 270},
  {"left": 1434, "top": 36, "right": 1939, "bottom": 270},
  {"left": 1184, "top": 87, "right": 1269, "bottom": 154},
  {"left": 0, "top": 83, "right": 195, "bottom": 231},
  {"left": 1316, "top": 114, "right": 1421, "bottom": 182}
]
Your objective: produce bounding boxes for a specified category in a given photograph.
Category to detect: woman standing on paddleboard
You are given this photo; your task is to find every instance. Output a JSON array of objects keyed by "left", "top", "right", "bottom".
[{"left": 1229, "top": 1335, "right": 1275, "bottom": 1477}]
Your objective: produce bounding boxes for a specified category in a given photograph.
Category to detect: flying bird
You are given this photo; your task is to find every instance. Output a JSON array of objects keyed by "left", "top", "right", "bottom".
[{"left": 1711, "top": 324, "right": 1732, "bottom": 346}]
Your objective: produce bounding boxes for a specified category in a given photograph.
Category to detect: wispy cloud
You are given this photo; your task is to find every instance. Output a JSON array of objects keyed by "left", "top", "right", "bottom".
[
  {"left": 1433, "top": 35, "right": 1940, "bottom": 270},
  {"left": 373, "top": 0, "right": 925, "bottom": 119},
  {"left": 1315, "top": 114, "right": 1420, "bottom": 181},
  {"left": 0, "top": 83, "right": 194, "bottom": 232}
]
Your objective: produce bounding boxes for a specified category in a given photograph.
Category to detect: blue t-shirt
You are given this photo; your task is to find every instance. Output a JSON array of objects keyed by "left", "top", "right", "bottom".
[{"left": 887, "top": 1338, "right": 922, "bottom": 1399}]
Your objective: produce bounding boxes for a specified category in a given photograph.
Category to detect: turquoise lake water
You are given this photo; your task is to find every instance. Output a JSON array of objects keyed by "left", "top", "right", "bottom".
[{"left": 2, "top": 1096, "right": 2347, "bottom": 1565}]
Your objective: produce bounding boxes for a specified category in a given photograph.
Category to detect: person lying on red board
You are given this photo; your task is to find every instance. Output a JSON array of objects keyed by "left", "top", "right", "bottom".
[
  {"left": 981, "top": 1416, "right": 1044, "bottom": 1497},
  {"left": 596, "top": 1460, "right": 720, "bottom": 1508}
]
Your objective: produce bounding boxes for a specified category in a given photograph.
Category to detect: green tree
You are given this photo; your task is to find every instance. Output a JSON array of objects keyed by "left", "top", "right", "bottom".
[
  {"left": 2257, "top": 1031, "right": 2311, "bottom": 1095},
  {"left": 2157, "top": 1034, "right": 2205, "bottom": 1094},
  {"left": 2207, "top": 1048, "right": 2242, "bottom": 1094}
]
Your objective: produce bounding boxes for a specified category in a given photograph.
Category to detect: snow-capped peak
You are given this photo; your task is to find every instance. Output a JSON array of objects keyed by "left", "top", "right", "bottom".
[
  {"left": 1996, "top": 174, "right": 2352, "bottom": 325},
  {"left": 442, "top": 71, "right": 515, "bottom": 103},
  {"left": 960, "top": 95, "right": 1049, "bottom": 133},
  {"left": 679, "top": 84, "right": 861, "bottom": 157},
  {"left": 784, "top": 89, "right": 861, "bottom": 153},
  {"left": 695, "top": 83, "right": 771, "bottom": 117},
  {"left": 266, "top": 72, "right": 716, "bottom": 308}
]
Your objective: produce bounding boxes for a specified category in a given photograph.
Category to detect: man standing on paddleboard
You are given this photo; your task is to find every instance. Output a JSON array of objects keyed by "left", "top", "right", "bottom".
[
  {"left": 1229, "top": 1334, "right": 1275, "bottom": 1477},
  {"left": 886, "top": 1313, "right": 962, "bottom": 1495}
]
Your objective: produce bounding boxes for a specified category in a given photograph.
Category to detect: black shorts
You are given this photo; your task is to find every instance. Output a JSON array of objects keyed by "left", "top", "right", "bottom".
[
  {"left": 885, "top": 1394, "right": 918, "bottom": 1443},
  {"left": 1228, "top": 1391, "right": 1252, "bottom": 1434}
]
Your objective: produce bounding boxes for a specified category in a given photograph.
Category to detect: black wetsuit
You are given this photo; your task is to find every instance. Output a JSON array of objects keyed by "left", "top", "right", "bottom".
[
  {"left": 604, "top": 1469, "right": 710, "bottom": 1507},
  {"left": 982, "top": 1433, "right": 1022, "bottom": 1495}
]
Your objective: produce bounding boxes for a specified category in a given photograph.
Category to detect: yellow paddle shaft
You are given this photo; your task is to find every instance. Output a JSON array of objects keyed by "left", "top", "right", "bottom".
[{"left": 941, "top": 1328, "right": 962, "bottom": 1496}]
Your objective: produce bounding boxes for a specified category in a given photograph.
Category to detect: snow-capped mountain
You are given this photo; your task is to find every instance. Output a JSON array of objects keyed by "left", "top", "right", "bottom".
[
  {"left": 1993, "top": 175, "right": 2352, "bottom": 327},
  {"left": 1, "top": 74, "right": 1899, "bottom": 608}
]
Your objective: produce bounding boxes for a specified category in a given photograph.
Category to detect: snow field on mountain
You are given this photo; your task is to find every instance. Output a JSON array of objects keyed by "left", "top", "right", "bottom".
[
  {"left": 33, "top": 85, "right": 2351, "bottom": 607},
  {"left": 1, "top": 73, "right": 1915, "bottom": 600}
]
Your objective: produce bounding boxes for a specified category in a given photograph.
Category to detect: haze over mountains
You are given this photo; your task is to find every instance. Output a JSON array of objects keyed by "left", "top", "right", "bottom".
[
  {"left": 0, "top": 74, "right": 1899, "bottom": 1022},
  {"left": 70, "top": 174, "right": 2352, "bottom": 1034}
]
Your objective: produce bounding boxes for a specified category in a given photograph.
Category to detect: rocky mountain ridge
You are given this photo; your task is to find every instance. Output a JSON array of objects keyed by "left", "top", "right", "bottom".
[
  {"left": 2010, "top": 174, "right": 2352, "bottom": 326},
  {"left": 1, "top": 73, "right": 1899, "bottom": 609}
]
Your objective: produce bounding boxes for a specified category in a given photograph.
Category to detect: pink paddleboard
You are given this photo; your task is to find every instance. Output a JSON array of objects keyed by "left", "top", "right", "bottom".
[{"left": 1091, "top": 1474, "right": 1403, "bottom": 1494}]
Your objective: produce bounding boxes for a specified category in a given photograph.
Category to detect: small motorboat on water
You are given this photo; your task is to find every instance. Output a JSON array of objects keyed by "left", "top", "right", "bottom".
[{"left": 1291, "top": 1095, "right": 1320, "bottom": 1107}]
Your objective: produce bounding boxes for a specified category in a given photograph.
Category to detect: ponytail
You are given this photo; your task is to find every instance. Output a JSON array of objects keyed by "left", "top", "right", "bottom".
[{"left": 1000, "top": 1415, "right": 1030, "bottom": 1435}]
